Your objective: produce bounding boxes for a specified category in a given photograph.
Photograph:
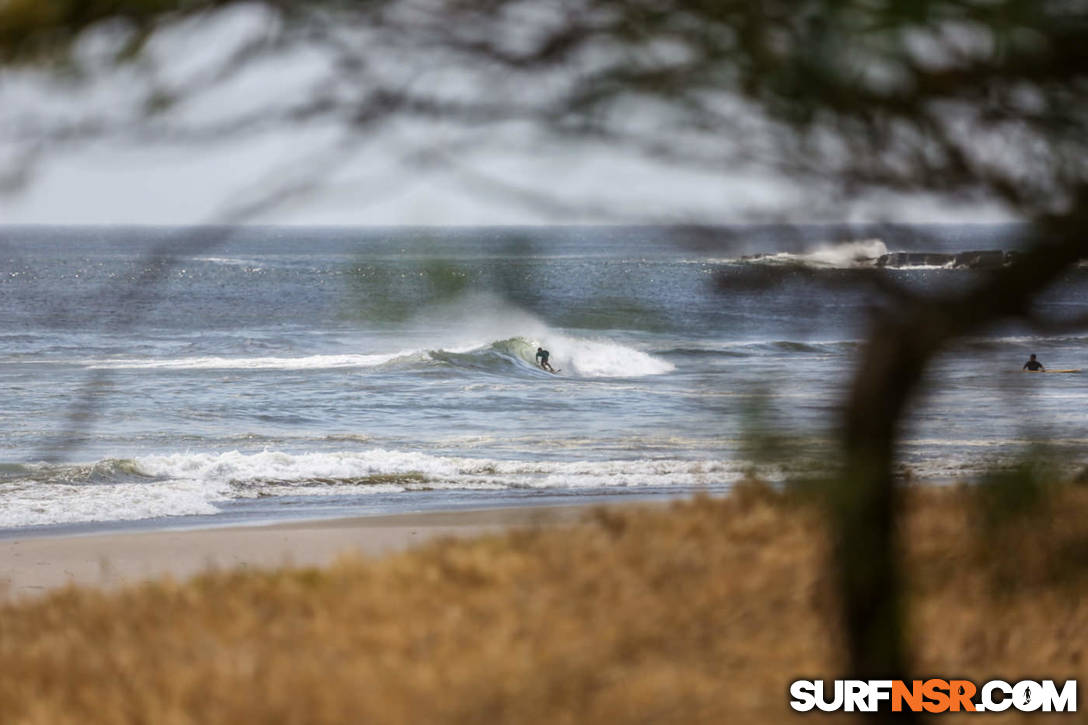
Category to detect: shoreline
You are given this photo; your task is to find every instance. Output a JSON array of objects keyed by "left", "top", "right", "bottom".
[
  {"left": 0, "top": 487, "right": 703, "bottom": 541},
  {"left": 0, "top": 503, "right": 613, "bottom": 601}
]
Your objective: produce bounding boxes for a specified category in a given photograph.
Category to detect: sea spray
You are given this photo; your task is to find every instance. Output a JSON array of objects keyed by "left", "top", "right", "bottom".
[
  {"left": 532, "top": 336, "right": 674, "bottom": 377},
  {"left": 85, "top": 312, "right": 674, "bottom": 379},
  {"left": 741, "top": 239, "right": 888, "bottom": 267}
]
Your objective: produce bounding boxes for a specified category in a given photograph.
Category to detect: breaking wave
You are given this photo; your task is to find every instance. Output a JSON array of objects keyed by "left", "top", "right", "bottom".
[
  {"left": 740, "top": 239, "right": 888, "bottom": 268},
  {"left": 81, "top": 294, "right": 673, "bottom": 378},
  {"left": 439, "top": 336, "right": 673, "bottom": 378},
  {"left": 89, "top": 353, "right": 409, "bottom": 371},
  {"left": 87, "top": 339, "right": 673, "bottom": 379},
  {"left": 0, "top": 449, "right": 736, "bottom": 527}
]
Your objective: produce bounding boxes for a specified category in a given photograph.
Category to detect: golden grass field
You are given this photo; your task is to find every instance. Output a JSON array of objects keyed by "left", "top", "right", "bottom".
[{"left": 1, "top": 482, "right": 1086, "bottom": 723}]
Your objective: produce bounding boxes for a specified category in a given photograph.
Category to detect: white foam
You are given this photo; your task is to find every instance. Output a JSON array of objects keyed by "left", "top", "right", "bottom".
[
  {"left": 193, "top": 256, "right": 266, "bottom": 268},
  {"left": 85, "top": 337, "right": 671, "bottom": 377},
  {"left": 0, "top": 478, "right": 220, "bottom": 528},
  {"left": 84, "top": 292, "right": 673, "bottom": 378},
  {"left": 538, "top": 335, "right": 674, "bottom": 377},
  {"left": 746, "top": 239, "right": 888, "bottom": 268},
  {"left": 0, "top": 449, "right": 739, "bottom": 527},
  {"left": 132, "top": 449, "right": 731, "bottom": 491},
  {"left": 412, "top": 291, "right": 674, "bottom": 378},
  {"left": 89, "top": 352, "right": 409, "bottom": 370}
]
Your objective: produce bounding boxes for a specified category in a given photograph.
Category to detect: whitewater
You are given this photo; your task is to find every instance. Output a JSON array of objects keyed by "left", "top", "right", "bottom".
[
  {"left": 84, "top": 333, "right": 673, "bottom": 378},
  {"left": 1, "top": 224, "right": 1086, "bottom": 532}
]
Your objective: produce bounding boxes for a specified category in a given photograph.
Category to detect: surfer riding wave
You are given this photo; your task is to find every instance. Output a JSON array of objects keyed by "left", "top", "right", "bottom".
[{"left": 535, "top": 346, "right": 557, "bottom": 373}]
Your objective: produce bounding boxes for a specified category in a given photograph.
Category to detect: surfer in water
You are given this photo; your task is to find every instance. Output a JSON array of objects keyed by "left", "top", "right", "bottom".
[
  {"left": 535, "top": 346, "right": 556, "bottom": 373},
  {"left": 1023, "top": 353, "right": 1046, "bottom": 372}
]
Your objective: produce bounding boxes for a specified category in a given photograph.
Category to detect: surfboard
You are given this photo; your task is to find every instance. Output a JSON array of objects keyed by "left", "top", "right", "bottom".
[{"left": 1024, "top": 369, "right": 1081, "bottom": 373}]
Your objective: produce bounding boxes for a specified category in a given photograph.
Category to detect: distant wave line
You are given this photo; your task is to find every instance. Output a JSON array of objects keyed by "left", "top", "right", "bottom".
[{"left": 87, "top": 353, "right": 409, "bottom": 371}]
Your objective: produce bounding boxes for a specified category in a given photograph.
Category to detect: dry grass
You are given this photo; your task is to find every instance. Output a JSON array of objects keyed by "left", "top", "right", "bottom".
[{"left": 1, "top": 482, "right": 1087, "bottom": 724}]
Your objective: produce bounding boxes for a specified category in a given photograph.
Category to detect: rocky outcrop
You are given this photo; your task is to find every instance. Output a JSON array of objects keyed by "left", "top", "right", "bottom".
[
  {"left": 874, "top": 252, "right": 953, "bottom": 268},
  {"left": 875, "top": 250, "right": 1015, "bottom": 269},
  {"left": 950, "top": 250, "right": 1009, "bottom": 269}
]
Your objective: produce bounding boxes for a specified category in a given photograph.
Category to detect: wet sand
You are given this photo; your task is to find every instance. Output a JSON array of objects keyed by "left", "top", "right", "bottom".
[{"left": 0, "top": 506, "right": 592, "bottom": 600}]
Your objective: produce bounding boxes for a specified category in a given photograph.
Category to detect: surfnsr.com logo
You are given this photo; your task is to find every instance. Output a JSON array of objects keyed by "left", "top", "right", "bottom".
[{"left": 790, "top": 679, "right": 1077, "bottom": 713}]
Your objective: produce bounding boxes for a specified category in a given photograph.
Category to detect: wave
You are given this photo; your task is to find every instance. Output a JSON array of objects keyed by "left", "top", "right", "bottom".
[
  {"left": 89, "top": 353, "right": 412, "bottom": 371},
  {"left": 192, "top": 256, "right": 266, "bottom": 269},
  {"left": 732, "top": 241, "right": 1030, "bottom": 271},
  {"left": 85, "top": 338, "right": 673, "bottom": 379},
  {"left": 472, "top": 336, "right": 673, "bottom": 378},
  {"left": 0, "top": 449, "right": 736, "bottom": 527},
  {"left": 1, "top": 458, "right": 149, "bottom": 486},
  {"left": 739, "top": 239, "right": 888, "bottom": 268},
  {"left": 70, "top": 294, "right": 675, "bottom": 379},
  {"left": 79, "top": 293, "right": 673, "bottom": 378},
  {"left": 0, "top": 458, "right": 219, "bottom": 528},
  {"left": 133, "top": 449, "right": 735, "bottom": 491}
]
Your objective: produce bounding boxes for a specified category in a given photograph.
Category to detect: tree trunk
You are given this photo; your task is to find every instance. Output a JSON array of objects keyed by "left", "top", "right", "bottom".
[
  {"left": 831, "top": 200, "right": 1088, "bottom": 720},
  {"left": 835, "top": 311, "right": 937, "bottom": 681}
]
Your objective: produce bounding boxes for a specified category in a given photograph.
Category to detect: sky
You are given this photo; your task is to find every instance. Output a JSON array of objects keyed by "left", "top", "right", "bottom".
[
  {"left": 0, "top": 134, "right": 819, "bottom": 226},
  {"left": 0, "top": 156, "right": 1015, "bottom": 227},
  {"left": 0, "top": 6, "right": 1017, "bottom": 227},
  {"left": 0, "top": 126, "right": 1017, "bottom": 226}
]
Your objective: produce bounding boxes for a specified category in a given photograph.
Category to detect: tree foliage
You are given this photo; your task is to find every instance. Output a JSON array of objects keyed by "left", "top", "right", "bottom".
[{"left": 4, "top": 0, "right": 1088, "bottom": 703}]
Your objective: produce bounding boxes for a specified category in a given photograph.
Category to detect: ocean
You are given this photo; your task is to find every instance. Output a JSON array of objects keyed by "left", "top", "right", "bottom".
[{"left": 1, "top": 224, "right": 1086, "bottom": 533}]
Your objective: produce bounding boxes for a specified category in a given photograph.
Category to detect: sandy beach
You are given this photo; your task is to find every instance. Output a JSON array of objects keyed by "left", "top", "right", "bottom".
[
  {"left": 0, "top": 505, "right": 590, "bottom": 600},
  {"left": 1, "top": 487, "right": 1085, "bottom": 723}
]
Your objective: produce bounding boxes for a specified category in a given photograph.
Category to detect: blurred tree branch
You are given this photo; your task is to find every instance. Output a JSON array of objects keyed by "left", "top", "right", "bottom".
[{"left": 4, "top": 0, "right": 1088, "bottom": 711}]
